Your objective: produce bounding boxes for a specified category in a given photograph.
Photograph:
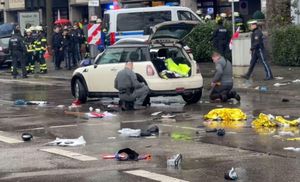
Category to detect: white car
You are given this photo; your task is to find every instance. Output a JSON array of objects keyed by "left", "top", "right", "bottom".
[{"left": 71, "top": 21, "right": 203, "bottom": 104}]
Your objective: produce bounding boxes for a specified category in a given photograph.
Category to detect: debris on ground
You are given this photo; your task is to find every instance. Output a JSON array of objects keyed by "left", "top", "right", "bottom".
[
  {"left": 278, "top": 131, "right": 295, "bottom": 137},
  {"left": 205, "top": 128, "right": 218, "bottom": 133},
  {"left": 14, "top": 99, "right": 48, "bottom": 106},
  {"left": 46, "top": 136, "right": 86, "bottom": 147},
  {"left": 217, "top": 129, "right": 226, "bottom": 136},
  {"left": 204, "top": 108, "right": 247, "bottom": 121},
  {"left": 102, "top": 148, "right": 151, "bottom": 161},
  {"left": 275, "top": 77, "right": 284, "bottom": 80},
  {"left": 70, "top": 99, "right": 81, "bottom": 108},
  {"left": 64, "top": 111, "right": 105, "bottom": 118},
  {"left": 292, "top": 79, "right": 300, "bottom": 83},
  {"left": 118, "top": 128, "right": 141, "bottom": 137},
  {"left": 274, "top": 83, "right": 290, "bottom": 87},
  {"left": 56, "top": 105, "right": 65, "bottom": 109},
  {"left": 252, "top": 114, "right": 300, "bottom": 128},
  {"left": 284, "top": 147, "right": 300, "bottom": 152},
  {"left": 141, "top": 125, "right": 159, "bottom": 136},
  {"left": 21, "top": 133, "right": 33, "bottom": 141},
  {"left": 161, "top": 114, "right": 176, "bottom": 118},
  {"left": 257, "top": 86, "right": 268, "bottom": 92},
  {"left": 286, "top": 137, "right": 300, "bottom": 141},
  {"left": 224, "top": 167, "right": 238, "bottom": 180},
  {"left": 167, "top": 153, "right": 182, "bottom": 167},
  {"left": 282, "top": 98, "right": 290, "bottom": 102},
  {"left": 171, "top": 132, "right": 192, "bottom": 141},
  {"left": 151, "top": 111, "right": 163, "bottom": 116}
]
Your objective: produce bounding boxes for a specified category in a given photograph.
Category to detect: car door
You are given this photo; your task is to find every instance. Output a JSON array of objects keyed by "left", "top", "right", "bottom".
[{"left": 82, "top": 48, "right": 125, "bottom": 93}]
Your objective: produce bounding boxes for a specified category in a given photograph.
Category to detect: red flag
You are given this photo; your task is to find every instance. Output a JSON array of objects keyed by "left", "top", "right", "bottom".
[{"left": 229, "top": 27, "right": 240, "bottom": 50}]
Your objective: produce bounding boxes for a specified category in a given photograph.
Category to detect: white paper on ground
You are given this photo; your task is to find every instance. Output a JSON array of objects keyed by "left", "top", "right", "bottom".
[
  {"left": 103, "top": 111, "right": 116, "bottom": 117},
  {"left": 118, "top": 128, "right": 141, "bottom": 137},
  {"left": 278, "top": 131, "right": 295, "bottom": 137},
  {"left": 292, "top": 79, "right": 300, "bottom": 83},
  {"left": 284, "top": 147, "right": 300, "bottom": 152},
  {"left": 151, "top": 111, "right": 163, "bottom": 116},
  {"left": 273, "top": 83, "right": 289, "bottom": 87},
  {"left": 275, "top": 77, "right": 284, "bottom": 80},
  {"left": 46, "top": 136, "right": 86, "bottom": 147}
]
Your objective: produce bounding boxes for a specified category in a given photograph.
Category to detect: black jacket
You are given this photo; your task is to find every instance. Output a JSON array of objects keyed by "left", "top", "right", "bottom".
[
  {"left": 212, "top": 25, "right": 229, "bottom": 46},
  {"left": 62, "top": 35, "right": 73, "bottom": 52},
  {"left": 70, "top": 29, "right": 83, "bottom": 44},
  {"left": 251, "top": 28, "right": 264, "bottom": 50},
  {"left": 52, "top": 32, "right": 63, "bottom": 51},
  {"left": 9, "top": 33, "right": 26, "bottom": 53}
]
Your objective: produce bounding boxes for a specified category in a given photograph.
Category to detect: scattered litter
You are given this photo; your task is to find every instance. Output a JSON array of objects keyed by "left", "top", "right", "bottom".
[
  {"left": 86, "top": 112, "right": 105, "bottom": 118},
  {"left": 278, "top": 131, "right": 295, "bottom": 137},
  {"left": 216, "top": 105, "right": 223, "bottom": 108},
  {"left": 89, "top": 107, "right": 94, "bottom": 112},
  {"left": 71, "top": 99, "right": 81, "bottom": 107},
  {"left": 287, "top": 137, "right": 300, "bottom": 141},
  {"left": 288, "top": 68, "right": 292, "bottom": 71},
  {"left": 284, "top": 147, "right": 300, "bottom": 152},
  {"left": 103, "top": 111, "right": 116, "bottom": 117},
  {"left": 252, "top": 114, "right": 300, "bottom": 128},
  {"left": 95, "top": 108, "right": 101, "bottom": 113},
  {"left": 46, "top": 136, "right": 86, "bottom": 147},
  {"left": 107, "top": 104, "right": 119, "bottom": 108},
  {"left": 284, "top": 115, "right": 291, "bottom": 119},
  {"left": 141, "top": 125, "right": 159, "bottom": 136},
  {"left": 205, "top": 128, "right": 217, "bottom": 133},
  {"left": 292, "top": 79, "right": 300, "bottom": 83},
  {"left": 204, "top": 108, "right": 247, "bottom": 121},
  {"left": 21, "top": 133, "right": 33, "bottom": 141},
  {"left": 107, "top": 137, "right": 116, "bottom": 140},
  {"left": 102, "top": 148, "right": 151, "bottom": 161},
  {"left": 224, "top": 167, "right": 238, "bottom": 180},
  {"left": 255, "top": 86, "right": 259, "bottom": 90},
  {"left": 275, "top": 77, "right": 284, "bottom": 80},
  {"left": 56, "top": 105, "right": 65, "bottom": 108},
  {"left": 259, "top": 86, "right": 268, "bottom": 92},
  {"left": 217, "top": 129, "right": 226, "bottom": 136},
  {"left": 151, "top": 111, "right": 163, "bottom": 116},
  {"left": 273, "top": 135, "right": 281, "bottom": 138},
  {"left": 171, "top": 132, "right": 192, "bottom": 141},
  {"left": 167, "top": 154, "right": 182, "bottom": 167},
  {"left": 161, "top": 114, "right": 176, "bottom": 118},
  {"left": 282, "top": 98, "right": 290, "bottom": 102},
  {"left": 204, "top": 101, "right": 210, "bottom": 104},
  {"left": 14, "top": 99, "right": 48, "bottom": 106},
  {"left": 274, "top": 83, "right": 289, "bottom": 87},
  {"left": 144, "top": 136, "right": 157, "bottom": 139},
  {"left": 118, "top": 128, "right": 141, "bottom": 137}
]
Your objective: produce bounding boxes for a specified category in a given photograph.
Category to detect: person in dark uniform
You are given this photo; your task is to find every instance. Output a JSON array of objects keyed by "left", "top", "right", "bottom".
[
  {"left": 62, "top": 29, "right": 73, "bottom": 70},
  {"left": 242, "top": 20, "right": 273, "bottom": 80},
  {"left": 114, "top": 52, "right": 150, "bottom": 110},
  {"left": 210, "top": 52, "right": 240, "bottom": 102},
  {"left": 52, "top": 26, "right": 63, "bottom": 70},
  {"left": 70, "top": 24, "right": 83, "bottom": 67},
  {"left": 9, "top": 26, "right": 27, "bottom": 79},
  {"left": 212, "top": 20, "right": 229, "bottom": 56}
]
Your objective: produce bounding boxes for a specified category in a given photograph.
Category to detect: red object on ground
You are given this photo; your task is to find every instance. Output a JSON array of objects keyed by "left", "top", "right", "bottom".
[
  {"left": 72, "top": 99, "right": 81, "bottom": 106},
  {"left": 54, "top": 19, "right": 71, "bottom": 25}
]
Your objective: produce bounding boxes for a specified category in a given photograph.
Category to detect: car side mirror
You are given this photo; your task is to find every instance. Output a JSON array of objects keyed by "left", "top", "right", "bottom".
[{"left": 94, "top": 64, "right": 98, "bottom": 69}]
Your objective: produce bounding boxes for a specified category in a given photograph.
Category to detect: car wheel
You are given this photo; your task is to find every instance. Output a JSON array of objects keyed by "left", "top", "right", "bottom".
[
  {"left": 74, "top": 79, "right": 87, "bottom": 103},
  {"left": 182, "top": 89, "right": 202, "bottom": 104}
]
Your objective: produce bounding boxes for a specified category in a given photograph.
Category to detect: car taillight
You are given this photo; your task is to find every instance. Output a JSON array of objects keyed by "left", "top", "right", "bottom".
[
  {"left": 110, "top": 32, "right": 116, "bottom": 45},
  {"left": 146, "top": 65, "right": 155, "bottom": 76},
  {"left": 196, "top": 63, "right": 201, "bottom": 74}
]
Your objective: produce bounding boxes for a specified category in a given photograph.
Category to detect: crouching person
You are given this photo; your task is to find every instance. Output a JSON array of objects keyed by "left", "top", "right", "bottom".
[
  {"left": 210, "top": 52, "right": 240, "bottom": 102},
  {"left": 114, "top": 53, "right": 150, "bottom": 110}
]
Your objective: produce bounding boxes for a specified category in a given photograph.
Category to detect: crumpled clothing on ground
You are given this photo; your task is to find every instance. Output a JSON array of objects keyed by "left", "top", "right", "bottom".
[
  {"left": 252, "top": 113, "right": 300, "bottom": 128},
  {"left": 204, "top": 108, "right": 247, "bottom": 121}
]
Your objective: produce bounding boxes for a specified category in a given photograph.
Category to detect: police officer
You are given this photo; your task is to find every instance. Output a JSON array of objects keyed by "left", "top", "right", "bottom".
[
  {"left": 52, "top": 26, "right": 63, "bottom": 70},
  {"left": 9, "top": 25, "right": 27, "bottom": 79},
  {"left": 33, "top": 26, "right": 48, "bottom": 74},
  {"left": 212, "top": 20, "right": 229, "bottom": 56},
  {"left": 24, "top": 28, "right": 35, "bottom": 74},
  {"left": 62, "top": 28, "right": 72, "bottom": 70},
  {"left": 242, "top": 20, "right": 273, "bottom": 80},
  {"left": 114, "top": 52, "right": 150, "bottom": 110},
  {"left": 70, "top": 24, "right": 83, "bottom": 67}
]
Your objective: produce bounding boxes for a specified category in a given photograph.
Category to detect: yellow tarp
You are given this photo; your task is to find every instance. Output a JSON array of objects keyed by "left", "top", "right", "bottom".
[
  {"left": 204, "top": 108, "right": 247, "bottom": 121},
  {"left": 252, "top": 113, "right": 300, "bottom": 128}
]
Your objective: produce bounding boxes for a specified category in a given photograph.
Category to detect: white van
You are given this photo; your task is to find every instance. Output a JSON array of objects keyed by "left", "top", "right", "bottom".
[{"left": 102, "top": 6, "right": 202, "bottom": 42}]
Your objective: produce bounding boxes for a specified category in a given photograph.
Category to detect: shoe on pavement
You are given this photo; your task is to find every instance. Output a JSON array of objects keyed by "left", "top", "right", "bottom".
[{"left": 235, "top": 94, "right": 241, "bottom": 102}]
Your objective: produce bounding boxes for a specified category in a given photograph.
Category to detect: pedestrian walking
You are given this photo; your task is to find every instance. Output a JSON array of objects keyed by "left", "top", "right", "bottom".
[
  {"left": 24, "top": 28, "right": 35, "bottom": 74},
  {"left": 212, "top": 20, "right": 229, "bottom": 57},
  {"left": 9, "top": 25, "right": 27, "bottom": 79},
  {"left": 210, "top": 52, "right": 240, "bottom": 102},
  {"left": 242, "top": 20, "right": 273, "bottom": 80},
  {"left": 114, "top": 52, "right": 150, "bottom": 110},
  {"left": 52, "top": 26, "right": 63, "bottom": 70},
  {"left": 62, "top": 29, "right": 73, "bottom": 70}
]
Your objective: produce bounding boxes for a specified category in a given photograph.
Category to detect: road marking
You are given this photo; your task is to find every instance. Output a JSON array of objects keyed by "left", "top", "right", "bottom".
[
  {"left": 0, "top": 134, "right": 23, "bottom": 144},
  {"left": 40, "top": 148, "right": 98, "bottom": 161},
  {"left": 124, "top": 170, "right": 189, "bottom": 182}
]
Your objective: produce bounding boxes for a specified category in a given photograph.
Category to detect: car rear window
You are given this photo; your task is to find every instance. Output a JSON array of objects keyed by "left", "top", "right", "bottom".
[
  {"left": 117, "top": 11, "right": 171, "bottom": 34},
  {"left": 0, "top": 37, "right": 10, "bottom": 48},
  {"left": 96, "top": 47, "right": 148, "bottom": 65}
]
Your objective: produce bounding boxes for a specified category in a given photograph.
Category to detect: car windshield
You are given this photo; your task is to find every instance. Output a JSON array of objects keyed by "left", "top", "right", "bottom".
[
  {"left": 0, "top": 37, "right": 10, "bottom": 48},
  {"left": 96, "top": 47, "right": 148, "bottom": 64},
  {"left": 151, "top": 23, "right": 196, "bottom": 41}
]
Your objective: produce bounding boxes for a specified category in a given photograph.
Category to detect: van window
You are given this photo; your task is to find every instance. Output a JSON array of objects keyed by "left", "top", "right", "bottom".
[
  {"left": 103, "top": 14, "right": 110, "bottom": 32},
  {"left": 177, "top": 11, "right": 198, "bottom": 21},
  {"left": 117, "top": 11, "right": 171, "bottom": 34}
]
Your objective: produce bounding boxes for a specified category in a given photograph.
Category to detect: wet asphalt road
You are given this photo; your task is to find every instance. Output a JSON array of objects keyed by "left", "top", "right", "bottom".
[{"left": 0, "top": 73, "right": 300, "bottom": 182}]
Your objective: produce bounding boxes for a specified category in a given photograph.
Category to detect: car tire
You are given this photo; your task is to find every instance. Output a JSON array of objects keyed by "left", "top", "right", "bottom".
[
  {"left": 74, "top": 79, "right": 87, "bottom": 103},
  {"left": 182, "top": 89, "right": 202, "bottom": 104}
]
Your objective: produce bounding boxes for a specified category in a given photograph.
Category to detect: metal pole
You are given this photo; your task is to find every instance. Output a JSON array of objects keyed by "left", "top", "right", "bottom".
[{"left": 231, "top": 0, "right": 235, "bottom": 34}]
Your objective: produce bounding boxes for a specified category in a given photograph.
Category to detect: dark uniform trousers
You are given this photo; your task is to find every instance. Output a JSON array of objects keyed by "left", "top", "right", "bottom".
[{"left": 12, "top": 51, "right": 26, "bottom": 77}]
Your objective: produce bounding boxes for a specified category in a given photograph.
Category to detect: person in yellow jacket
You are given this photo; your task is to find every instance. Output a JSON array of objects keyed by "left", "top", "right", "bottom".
[
  {"left": 33, "top": 26, "right": 48, "bottom": 74},
  {"left": 24, "top": 28, "right": 35, "bottom": 74}
]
